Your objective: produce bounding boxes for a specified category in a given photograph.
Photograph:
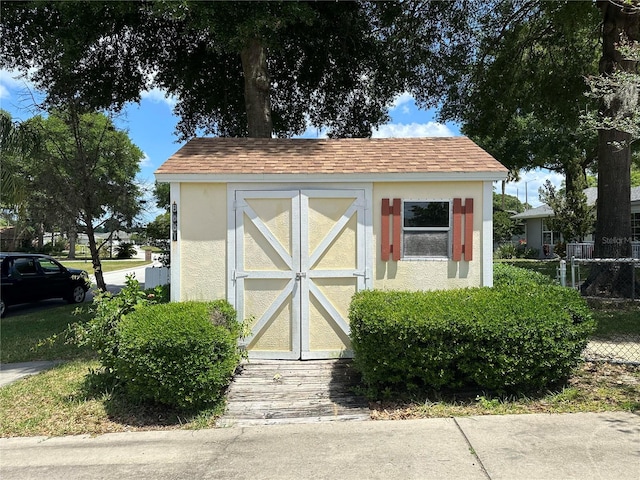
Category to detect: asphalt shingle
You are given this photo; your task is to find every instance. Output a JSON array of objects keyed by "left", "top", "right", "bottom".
[{"left": 155, "top": 137, "right": 507, "bottom": 176}]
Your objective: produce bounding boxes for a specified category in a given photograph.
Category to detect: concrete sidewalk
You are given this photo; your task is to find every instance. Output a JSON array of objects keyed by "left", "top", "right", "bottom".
[
  {"left": 0, "top": 361, "right": 64, "bottom": 387},
  {"left": 1, "top": 412, "right": 638, "bottom": 480}
]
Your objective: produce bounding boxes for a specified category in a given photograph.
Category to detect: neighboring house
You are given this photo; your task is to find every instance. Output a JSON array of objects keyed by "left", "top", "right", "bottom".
[
  {"left": 0, "top": 227, "right": 28, "bottom": 251},
  {"left": 155, "top": 137, "right": 507, "bottom": 360},
  {"left": 512, "top": 186, "right": 640, "bottom": 258},
  {"left": 77, "top": 230, "right": 132, "bottom": 246}
]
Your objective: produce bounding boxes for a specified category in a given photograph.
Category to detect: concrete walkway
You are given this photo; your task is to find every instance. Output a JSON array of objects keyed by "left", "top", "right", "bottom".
[
  {"left": 0, "top": 412, "right": 638, "bottom": 479},
  {"left": 0, "top": 361, "right": 64, "bottom": 387}
]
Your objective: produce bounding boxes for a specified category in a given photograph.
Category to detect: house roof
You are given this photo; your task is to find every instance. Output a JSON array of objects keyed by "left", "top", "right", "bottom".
[
  {"left": 155, "top": 137, "right": 508, "bottom": 182},
  {"left": 513, "top": 186, "right": 640, "bottom": 220}
]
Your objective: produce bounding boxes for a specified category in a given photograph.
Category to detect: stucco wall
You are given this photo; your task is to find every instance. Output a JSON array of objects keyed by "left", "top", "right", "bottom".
[
  {"left": 176, "top": 181, "right": 490, "bottom": 301},
  {"left": 178, "top": 183, "right": 227, "bottom": 300},
  {"left": 524, "top": 218, "right": 544, "bottom": 258},
  {"left": 372, "top": 182, "right": 484, "bottom": 291}
]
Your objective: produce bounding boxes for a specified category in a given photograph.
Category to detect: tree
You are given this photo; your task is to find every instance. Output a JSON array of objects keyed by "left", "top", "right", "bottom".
[
  {"left": 0, "top": 110, "right": 37, "bottom": 210},
  {"left": 433, "top": 0, "right": 638, "bottom": 297},
  {"left": 0, "top": 1, "right": 470, "bottom": 139},
  {"left": 153, "top": 182, "right": 170, "bottom": 211},
  {"left": 492, "top": 192, "right": 526, "bottom": 244},
  {"left": 437, "top": 1, "right": 601, "bottom": 195},
  {"left": 539, "top": 180, "right": 595, "bottom": 244},
  {"left": 146, "top": 213, "right": 170, "bottom": 247},
  {"left": 581, "top": 0, "right": 640, "bottom": 298},
  {"left": 26, "top": 107, "right": 143, "bottom": 291}
]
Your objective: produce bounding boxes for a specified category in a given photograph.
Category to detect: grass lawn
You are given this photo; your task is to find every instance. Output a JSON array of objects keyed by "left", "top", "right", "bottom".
[
  {"left": 59, "top": 259, "right": 151, "bottom": 275},
  {"left": 592, "top": 308, "right": 640, "bottom": 337},
  {"left": 0, "top": 304, "right": 94, "bottom": 363},
  {"left": 0, "top": 360, "right": 223, "bottom": 437}
]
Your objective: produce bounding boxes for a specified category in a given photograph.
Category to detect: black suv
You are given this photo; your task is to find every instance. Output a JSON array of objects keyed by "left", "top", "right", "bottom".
[{"left": 0, "top": 253, "right": 90, "bottom": 317}]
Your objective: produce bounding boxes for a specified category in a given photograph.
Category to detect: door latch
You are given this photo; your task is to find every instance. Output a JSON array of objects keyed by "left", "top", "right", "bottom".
[{"left": 296, "top": 272, "right": 306, "bottom": 280}]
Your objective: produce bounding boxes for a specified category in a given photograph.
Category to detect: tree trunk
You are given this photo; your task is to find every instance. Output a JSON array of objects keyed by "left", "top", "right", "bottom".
[
  {"left": 240, "top": 38, "right": 273, "bottom": 138},
  {"left": 36, "top": 223, "right": 44, "bottom": 251},
  {"left": 67, "top": 227, "right": 77, "bottom": 259},
  {"left": 85, "top": 220, "right": 106, "bottom": 291},
  {"left": 582, "top": 1, "right": 639, "bottom": 298}
]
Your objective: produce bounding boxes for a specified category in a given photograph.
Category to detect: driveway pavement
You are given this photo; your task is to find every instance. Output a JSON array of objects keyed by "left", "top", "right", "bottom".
[
  {"left": 92, "top": 260, "right": 161, "bottom": 295},
  {"left": 0, "top": 412, "right": 638, "bottom": 480}
]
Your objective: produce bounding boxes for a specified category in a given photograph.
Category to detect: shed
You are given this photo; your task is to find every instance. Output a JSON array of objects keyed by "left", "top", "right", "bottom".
[{"left": 155, "top": 137, "right": 507, "bottom": 360}]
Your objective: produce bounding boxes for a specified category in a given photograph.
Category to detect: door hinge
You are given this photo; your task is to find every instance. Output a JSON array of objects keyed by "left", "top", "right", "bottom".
[{"left": 233, "top": 270, "right": 249, "bottom": 281}]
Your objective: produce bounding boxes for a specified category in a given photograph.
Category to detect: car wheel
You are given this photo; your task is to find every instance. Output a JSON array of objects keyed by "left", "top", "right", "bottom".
[
  {"left": 0, "top": 298, "right": 6, "bottom": 318},
  {"left": 67, "top": 285, "right": 86, "bottom": 304}
]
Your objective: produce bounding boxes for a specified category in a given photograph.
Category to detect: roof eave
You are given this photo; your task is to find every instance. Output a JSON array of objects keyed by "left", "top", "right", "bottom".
[{"left": 154, "top": 171, "right": 508, "bottom": 183}]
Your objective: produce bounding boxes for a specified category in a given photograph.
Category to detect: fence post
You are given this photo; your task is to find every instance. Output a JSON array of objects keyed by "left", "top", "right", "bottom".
[
  {"left": 571, "top": 256, "right": 576, "bottom": 289},
  {"left": 559, "top": 259, "right": 566, "bottom": 287},
  {"left": 632, "top": 261, "right": 636, "bottom": 301}
]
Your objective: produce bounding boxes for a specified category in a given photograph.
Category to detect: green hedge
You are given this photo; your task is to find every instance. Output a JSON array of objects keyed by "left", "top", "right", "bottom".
[
  {"left": 493, "top": 262, "right": 555, "bottom": 287},
  {"left": 115, "top": 301, "right": 241, "bottom": 410},
  {"left": 349, "top": 284, "right": 594, "bottom": 398}
]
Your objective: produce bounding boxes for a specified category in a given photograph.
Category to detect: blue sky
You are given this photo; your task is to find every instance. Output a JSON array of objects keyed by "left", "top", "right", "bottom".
[{"left": 1, "top": 70, "right": 563, "bottom": 224}]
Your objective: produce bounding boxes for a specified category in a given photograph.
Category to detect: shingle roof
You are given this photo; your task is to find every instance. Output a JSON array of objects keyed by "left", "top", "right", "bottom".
[{"left": 155, "top": 137, "right": 507, "bottom": 177}]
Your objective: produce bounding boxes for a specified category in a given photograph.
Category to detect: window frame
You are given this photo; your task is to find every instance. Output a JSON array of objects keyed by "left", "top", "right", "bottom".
[
  {"left": 401, "top": 199, "right": 452, "bottom": 260},
  {"left": 37, "top": 258, "right": 64, "bottom": 275},
  {"left": 542, "top": 219, "right": 559, "bottom": 246},
  {"left": 631, "top": 211, "right": 640, "bottom": 242}
]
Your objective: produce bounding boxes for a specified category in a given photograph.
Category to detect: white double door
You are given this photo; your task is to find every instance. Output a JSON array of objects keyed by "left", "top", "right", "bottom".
[{"left": 233, "top": 189, "right": 368, "bottom": 359}]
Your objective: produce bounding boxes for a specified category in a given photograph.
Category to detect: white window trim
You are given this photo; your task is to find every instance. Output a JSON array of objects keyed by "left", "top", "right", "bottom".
[{"left": 401, "top": 199, "right": 452, "bottom": 260}]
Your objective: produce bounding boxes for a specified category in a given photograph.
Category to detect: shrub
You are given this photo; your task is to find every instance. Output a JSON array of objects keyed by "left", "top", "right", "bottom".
[
  {"left": 349, "top": 284, "right": 594, "bottom": 398},
  {"left": 115, "top": 242, "right": 137, "bottom": 259},
  {"left": 115, "top": 301, "right": 242, "bottom": 410},
  {"left": 495, "top": 243, "right": 517, "bottom": 259},
  {"left": 493, "top": 262, "right": 556, "bottom": 288},
  {"left": 71, "top": 275, "right": 169, "bottom": 374},
  {"left": 515, "top": 243, "right": 539, "bottom": 259},
  {"left": 42, "top": 238, "right": 68, "bottom": 256}
]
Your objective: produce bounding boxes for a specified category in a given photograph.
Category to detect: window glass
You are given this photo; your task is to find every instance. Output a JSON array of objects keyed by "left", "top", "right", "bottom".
[
  {"left": 402, "top": 200, "right": 451, "bottom": 258},
  {"left": 403, "top": 231, "right": 449, "bottom": 257},
  {"left": 404, "top": 201, "right": 449, "bottom": 228},
  {"left": 38, "top": 258, "right": 62, "bottom": 274},
  {"left": 13, "top": 258, "right": 38, "bottom": 275}
]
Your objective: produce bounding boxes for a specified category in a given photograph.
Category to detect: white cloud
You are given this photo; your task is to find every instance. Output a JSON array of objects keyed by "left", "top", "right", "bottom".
[
  {"left": 0, "top": 69, "right": 28, "bottom": 90},
  {"left": 501, "top": 169, "right": 564, "bottom": 207},
  {"left": 390, "top": 92, "right": 414, "bottom": 114},
  {"left": 372, "top": 121, "right": 454, "bottom": 138},
  {"left": 140, "top": 152, "right": 152, "bottom": 168},
  {"left": 0, "top": 84, "right": 9, "bottom": 100},
  {"left": 140, "top": 87, "right": 177, "bottom": 109}
]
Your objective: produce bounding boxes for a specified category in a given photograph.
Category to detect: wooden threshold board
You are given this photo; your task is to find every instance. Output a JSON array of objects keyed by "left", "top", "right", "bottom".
[{"left": 216, "top": 359, "right": 370, "bottom": 427}]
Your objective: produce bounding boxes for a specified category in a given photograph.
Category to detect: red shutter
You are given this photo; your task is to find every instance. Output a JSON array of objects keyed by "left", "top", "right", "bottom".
[
  {"left": 453, "top": 198, "right": 474, "bottom": 262},
  {"left": 381, "top": 198, "right": 391, "bottom": 261},
  {"left": 464, "top": 198, "right": 474, "bottom": 261},
  {"left": 452, "top": 198, "right": 463, "bottom": 261},
  {"left": 381, "top": 198, "right": 402, "bottom": 262},
  {"left": 392, "top": 198, "right": 402, "bottom": 261}
]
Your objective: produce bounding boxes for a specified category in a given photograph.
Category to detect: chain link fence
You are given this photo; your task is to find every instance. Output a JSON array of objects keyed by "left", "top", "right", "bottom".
[
  {"left": 584, "top": 337, "right": 640, "bottom": 364},
  {"left": 553, "top": 258, "right": 640, "bottom": 365}
]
